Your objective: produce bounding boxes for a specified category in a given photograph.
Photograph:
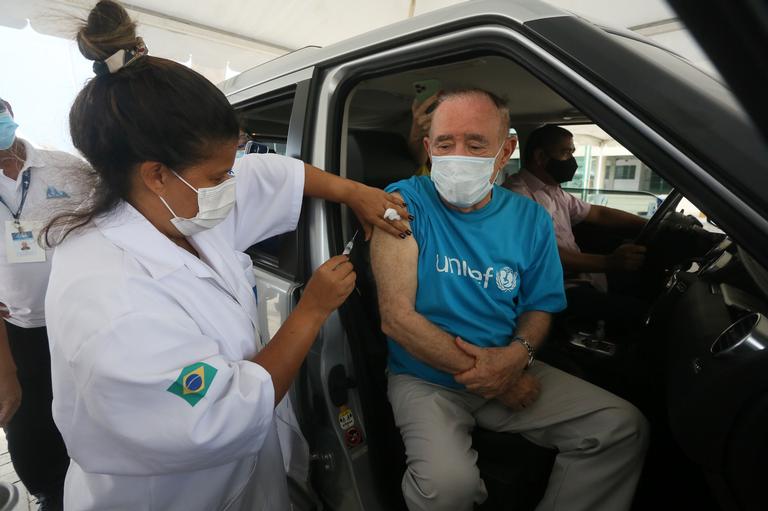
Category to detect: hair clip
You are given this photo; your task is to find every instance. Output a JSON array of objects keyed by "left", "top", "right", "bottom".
[{"left": 93, "top": 37, "right": 148, "bottom": 76}]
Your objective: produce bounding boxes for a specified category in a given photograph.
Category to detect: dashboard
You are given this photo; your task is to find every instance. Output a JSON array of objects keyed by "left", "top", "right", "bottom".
[{"left": 648, "top": 236, "right": 767, "bottom": 508}]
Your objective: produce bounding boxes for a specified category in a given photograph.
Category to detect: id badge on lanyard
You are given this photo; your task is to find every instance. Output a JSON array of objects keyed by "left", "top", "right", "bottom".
[
  {"left": 1, "top": 169, "right": 46, "bottom": 263},
  {"left": 5, "top": 220, "right": 45, "bottom": 263}
]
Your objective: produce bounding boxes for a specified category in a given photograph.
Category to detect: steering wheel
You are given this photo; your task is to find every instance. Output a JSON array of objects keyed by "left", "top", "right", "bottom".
[{"left": 634, "top": 190, "right": 683, "bottom": 245}]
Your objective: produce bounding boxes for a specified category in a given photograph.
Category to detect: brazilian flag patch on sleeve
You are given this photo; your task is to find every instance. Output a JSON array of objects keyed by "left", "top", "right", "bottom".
[{"left": 167, "top": 362, "right": 218, "bottom": 407}]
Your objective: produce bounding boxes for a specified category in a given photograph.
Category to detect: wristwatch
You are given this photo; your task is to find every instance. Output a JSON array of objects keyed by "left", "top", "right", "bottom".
[{"left": 512, "top": 336, "right": 535, "bottom": 368}]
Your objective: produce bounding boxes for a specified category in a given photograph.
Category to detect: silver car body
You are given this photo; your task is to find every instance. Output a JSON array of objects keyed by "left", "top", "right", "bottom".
[{"left": 219, "top": 1, "right": 768, "bottom": 509}]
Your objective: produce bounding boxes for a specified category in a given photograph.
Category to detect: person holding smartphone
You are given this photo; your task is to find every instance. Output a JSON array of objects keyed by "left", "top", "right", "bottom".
[{"left": 408, "top": 80, "right": 442, "bottom": 175}]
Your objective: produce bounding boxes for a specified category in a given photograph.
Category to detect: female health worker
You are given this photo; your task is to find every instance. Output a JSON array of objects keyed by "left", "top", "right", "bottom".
[{"left": 43, "top": 2, "right": 411, "bottom": 509}]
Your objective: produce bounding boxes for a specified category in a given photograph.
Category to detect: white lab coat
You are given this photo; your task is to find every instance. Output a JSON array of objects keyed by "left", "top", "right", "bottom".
[
  {"left": 45, "top": 154, "right": 305, "bottom": 510},
  {"left": 0, "top": 139, "right": 87, "bottom": 327}
]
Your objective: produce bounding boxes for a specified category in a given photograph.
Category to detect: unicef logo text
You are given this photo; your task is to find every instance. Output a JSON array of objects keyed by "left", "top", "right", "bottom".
[{"left": 435, "top": 254, "right": 519, "bottom": 293}]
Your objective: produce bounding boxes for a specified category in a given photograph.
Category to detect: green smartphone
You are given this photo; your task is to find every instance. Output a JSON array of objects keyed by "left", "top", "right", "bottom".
[{"left": 413, "top": 79, "right": 442, "bottom": 106}]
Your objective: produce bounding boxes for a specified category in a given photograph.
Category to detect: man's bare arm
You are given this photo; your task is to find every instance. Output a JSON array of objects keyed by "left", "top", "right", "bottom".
[
  {"left": 559, "top": 247, "right": 611, "bottom": 273},
  {"left": 370, "top": 210, "right": 474, "bottom": 375},
  {"left": 585, "top": 205, "right": 647, "bottom": 234},
  {"left": 559, "top": 244, "right": 647, "bottom": 273},
  {"left": 513, "top": 310, "right": 551, "bottom": 350},
  {"left": 453, "top": 310, "right": 550, "bottom": 396}
]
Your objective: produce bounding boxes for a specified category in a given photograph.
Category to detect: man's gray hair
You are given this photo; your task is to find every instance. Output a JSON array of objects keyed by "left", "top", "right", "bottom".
[{"left": 432, "top": 88, "right": 511, "bottom": 142}]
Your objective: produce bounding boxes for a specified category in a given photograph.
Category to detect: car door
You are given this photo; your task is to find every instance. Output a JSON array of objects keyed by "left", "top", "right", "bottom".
[
  {"left": 305, "top": 8, "right": 768, "bottom": 511},
  {"left": 228, "top": 68, "right": 321, "bottom": 510}
]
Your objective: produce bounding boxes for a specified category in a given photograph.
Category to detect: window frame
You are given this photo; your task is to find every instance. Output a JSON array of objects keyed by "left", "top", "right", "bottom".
[
  {"left": 308, "top": 21, "right": 767, "bottom": 268},
  {"left": 232, "top": 74, "right": 316, "bottom": 282}
]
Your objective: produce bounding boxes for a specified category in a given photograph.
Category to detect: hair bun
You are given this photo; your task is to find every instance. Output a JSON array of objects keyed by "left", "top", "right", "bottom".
[{"left": 77, "top": 0, "right": 138, "bottom": 61}]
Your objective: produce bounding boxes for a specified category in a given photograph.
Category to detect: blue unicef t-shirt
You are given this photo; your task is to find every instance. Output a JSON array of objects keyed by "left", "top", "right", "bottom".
[{"left": 384, "top": 176, "right": 566, "bottom": 389}]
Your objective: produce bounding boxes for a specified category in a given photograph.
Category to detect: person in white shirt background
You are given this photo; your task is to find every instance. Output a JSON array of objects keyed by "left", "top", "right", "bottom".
[
  {"left": 42, "top": 1, "right": 411, "bottom": 510},
  {"left": 0, "top": 97, "right": 85, "bottom": 511}
]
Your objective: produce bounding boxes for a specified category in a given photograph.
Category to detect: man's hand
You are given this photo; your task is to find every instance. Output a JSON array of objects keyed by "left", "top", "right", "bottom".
[
  {"left": 0, "top": 368, "right": 21, "bottom": 427},
  {"left": 663, "top": 211, "right": 703, "bottom": 229},
  {"left": 0, "top": 316, "right": 19, "bottom": 426},
  {"left": 453, "top": 337, "right": 529, "bottom": 399},
  {"left": 497, "top": 373, "right": 541, "bottom": 411},
  {"left": 608, "top": 243, "right": 647, "bottom": 271},
  {"left": 410, "top": 92, "right": 439, "bottom": 139},
  {"left": 408, "top": 92, "right": 440, "bottom": 165}
]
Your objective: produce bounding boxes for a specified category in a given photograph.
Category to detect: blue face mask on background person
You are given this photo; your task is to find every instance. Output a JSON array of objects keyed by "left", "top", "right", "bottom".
[
  {"left": 0, "top": 111, "right": 19, "bottom": 150},
  {"left": 430, "top": 143, "right": 504, "bottom": 208}
]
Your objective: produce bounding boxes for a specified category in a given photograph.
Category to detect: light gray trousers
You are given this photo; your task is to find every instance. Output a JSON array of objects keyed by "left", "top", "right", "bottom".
[{"left": 388, "top": 362, "right": 649, "bottom": 511}]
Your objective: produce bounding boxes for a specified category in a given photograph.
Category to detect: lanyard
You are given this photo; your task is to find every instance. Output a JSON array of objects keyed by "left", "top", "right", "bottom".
[{"left": 0, "top": 169, "right": 31, "bottom": 222}]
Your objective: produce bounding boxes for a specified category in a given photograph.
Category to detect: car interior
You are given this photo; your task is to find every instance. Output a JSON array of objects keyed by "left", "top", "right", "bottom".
[{"left": 237, "top": 53, "right": 767, "bottom": 511}]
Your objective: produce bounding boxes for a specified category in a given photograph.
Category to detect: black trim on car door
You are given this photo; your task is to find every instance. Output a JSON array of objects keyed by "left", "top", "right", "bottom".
[{"left": 667, "top": 0, "right": 768, "bottom": 145}]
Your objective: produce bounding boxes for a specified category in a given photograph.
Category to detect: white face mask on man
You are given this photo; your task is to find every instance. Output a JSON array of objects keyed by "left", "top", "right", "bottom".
[
  {"left": 158, "top": 170, "right": 236, "bottom": 236},
  {"left": 430, "top": 143, "right": 504, "bottom": 208}
]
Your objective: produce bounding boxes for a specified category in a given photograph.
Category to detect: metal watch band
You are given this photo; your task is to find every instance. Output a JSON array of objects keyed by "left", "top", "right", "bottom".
[{"left": 512, "top": 336, "right": 535, "bottom": 368}]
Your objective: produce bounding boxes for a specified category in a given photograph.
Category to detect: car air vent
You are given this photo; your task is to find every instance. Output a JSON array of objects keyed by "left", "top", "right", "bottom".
[{"left": 711, "top": 313, "right": 768, "bottom": 358}]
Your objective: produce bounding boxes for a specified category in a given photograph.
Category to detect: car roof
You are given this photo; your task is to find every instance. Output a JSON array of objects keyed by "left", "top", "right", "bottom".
[{"left": 218, "top": 0, "right": 568, "bottom": 97}]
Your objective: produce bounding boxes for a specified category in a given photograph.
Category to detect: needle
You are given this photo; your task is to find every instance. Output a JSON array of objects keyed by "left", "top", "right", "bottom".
[{"left": 342, "top": 229, "right": 359, "bottom": 256}]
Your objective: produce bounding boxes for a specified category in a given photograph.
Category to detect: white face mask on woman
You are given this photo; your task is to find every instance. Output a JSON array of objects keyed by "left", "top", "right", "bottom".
[
  {"left": 430, "top": 143, "right": 504, "bottom": 208},
  {"left": 158, "top": 170, "right": 236, "bottom": 236}
]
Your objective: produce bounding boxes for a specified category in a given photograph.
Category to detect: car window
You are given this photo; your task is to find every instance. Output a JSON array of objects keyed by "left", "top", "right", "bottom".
[
  {"left": 550, "top": 123, "right": 670, "bottom": 219},
  {"left": 236, "top": 92, "right": 302, "bottom": 276},
  {"left": 340, "top": 57, "right": 722, "bottom": 234},
  {"left": 239, "top": 96, "right": 294, "bottom": 151},
  {"left": 554, "top": 123, "right": 723, "bottom": 232}
]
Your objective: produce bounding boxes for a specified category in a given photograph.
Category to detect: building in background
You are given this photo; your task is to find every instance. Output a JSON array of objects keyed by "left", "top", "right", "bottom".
[{"left": 565, "top": 124, "right": 672, "bottom": 196}]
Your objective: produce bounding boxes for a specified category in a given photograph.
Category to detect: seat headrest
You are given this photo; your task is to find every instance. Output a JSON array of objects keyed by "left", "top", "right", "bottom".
[{"left": 347, "top": 130, "right": 418, "bottom": 189}]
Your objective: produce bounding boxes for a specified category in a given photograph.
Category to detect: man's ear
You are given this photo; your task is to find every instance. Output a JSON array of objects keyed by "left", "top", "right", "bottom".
[
  {"left": 533, "top": 148, "right": 548, "bottom": 168},
  {"left": 422, "top": 137, "right": 431, "bottom": 160},
  {"left": 508, "top": 136, "right": 518, "bottom": 156},
  {"left": 500, "top": 137, "right": 517, "bottom": 167},
  {"left": 137, "top": 161, "right": 170, "bottom": 195}
]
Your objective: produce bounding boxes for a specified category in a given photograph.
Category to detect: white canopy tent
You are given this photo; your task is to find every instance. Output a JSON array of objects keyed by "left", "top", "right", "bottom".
[
  {"left": 0, "top": 0, "right": 716, "bottom": 153},
  {"left": 1, "top": 0, "right": 717, "bottom": 80}
]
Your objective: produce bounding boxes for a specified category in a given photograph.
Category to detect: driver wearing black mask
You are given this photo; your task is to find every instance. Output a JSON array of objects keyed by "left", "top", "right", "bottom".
[{"left": 504, "top": 124, "right": 647, "bottom": 336}]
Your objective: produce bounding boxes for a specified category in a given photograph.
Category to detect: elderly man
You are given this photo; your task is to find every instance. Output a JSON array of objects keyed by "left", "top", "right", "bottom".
[{"left": 370, "top": 89, "right": 648, "bottom": 511}]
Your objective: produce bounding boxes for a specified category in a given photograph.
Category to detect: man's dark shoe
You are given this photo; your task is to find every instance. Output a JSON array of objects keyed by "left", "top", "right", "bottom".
[{"left": 33, "top": 492, "right": 64, "bottom": 511}]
